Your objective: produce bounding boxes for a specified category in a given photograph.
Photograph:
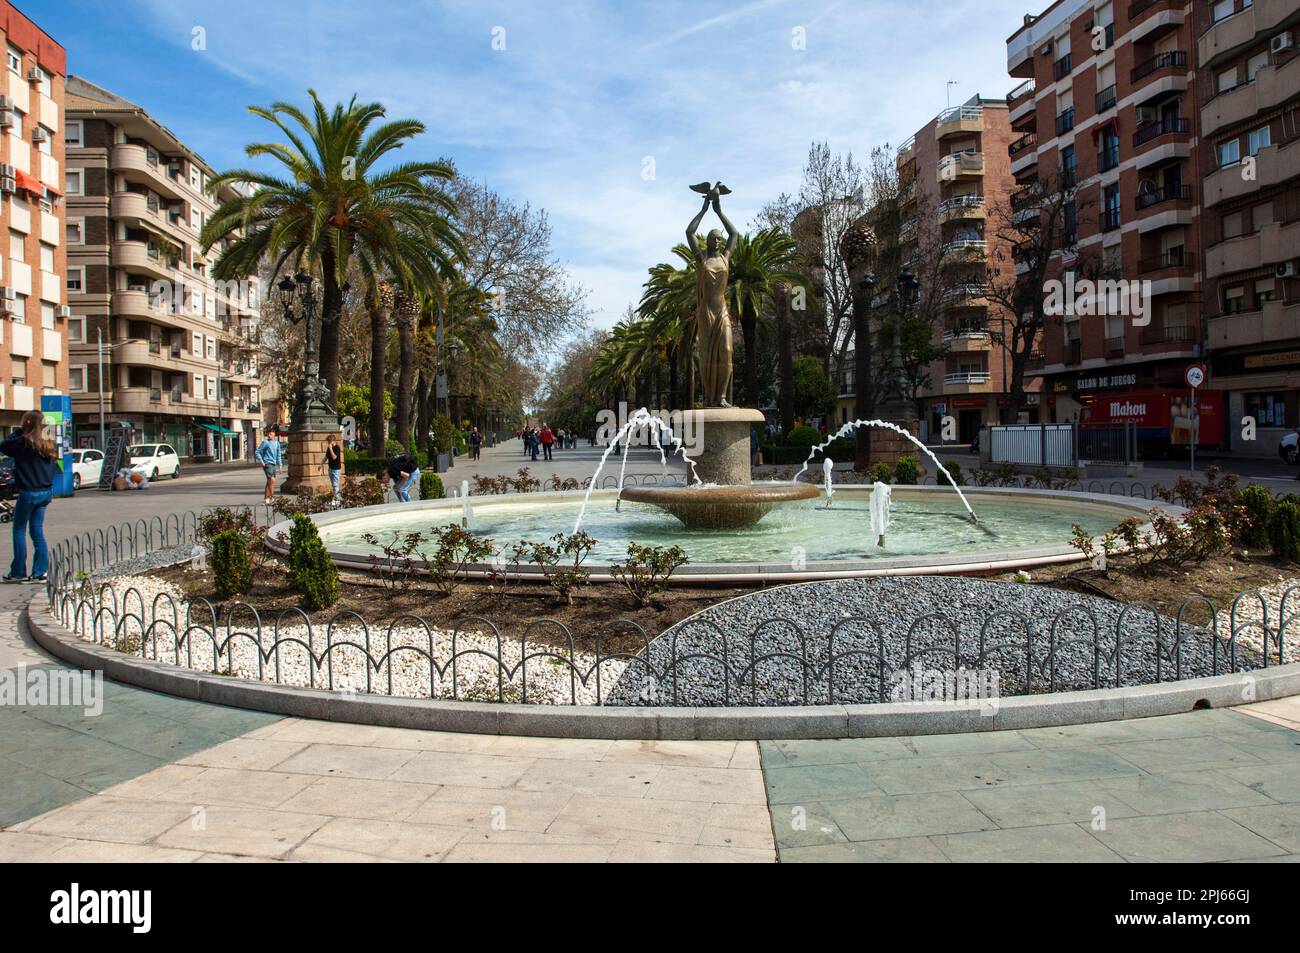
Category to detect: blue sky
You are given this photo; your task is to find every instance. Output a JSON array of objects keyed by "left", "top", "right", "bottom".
[{"left": 31, "top": 0, "right": 1034, "bottom": 330}]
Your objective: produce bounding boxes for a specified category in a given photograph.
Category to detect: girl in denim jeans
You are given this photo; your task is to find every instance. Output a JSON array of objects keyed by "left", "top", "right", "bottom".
[{"left": 1, "top": 410, "right": 59, "bottom": 583}]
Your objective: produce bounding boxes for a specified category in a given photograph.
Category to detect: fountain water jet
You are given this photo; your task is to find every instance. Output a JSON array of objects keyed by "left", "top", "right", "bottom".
[
  {"left": 792, "top": 418, "right": 978, "bottom": 523},
  {"left": 823, "top": 458, "right": 834, "bottom": 508}
]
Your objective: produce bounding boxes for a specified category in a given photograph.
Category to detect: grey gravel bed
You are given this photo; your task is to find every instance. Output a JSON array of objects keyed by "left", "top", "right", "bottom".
[{"left": 606, "top": 577, "right": 1263, "bottom": 706}]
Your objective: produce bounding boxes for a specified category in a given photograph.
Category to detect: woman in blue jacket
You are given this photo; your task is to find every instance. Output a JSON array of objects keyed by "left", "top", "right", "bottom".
[{"left": 1, "top": 410, "right": 59, "bottom": 583}]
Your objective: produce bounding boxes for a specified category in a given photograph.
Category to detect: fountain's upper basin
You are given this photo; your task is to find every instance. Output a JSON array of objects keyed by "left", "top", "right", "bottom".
[
  {"left": 619, "top": 482, "right": 822, "bottom": 529},
  {"left": 287, "top": 486, "right": 1174, "bottom": 584}
]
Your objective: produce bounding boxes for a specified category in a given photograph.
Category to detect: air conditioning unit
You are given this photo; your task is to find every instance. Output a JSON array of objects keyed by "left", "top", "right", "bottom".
[
  {"left": 1135, "top": 105, "right": 1158, "bottom": 124},
  {"left": 1038, "top": 42, "right": 1053, "bottom": 56},
  {"left": 1278, "top": 261, "right": 1298, "bottom": 278},
  {"left": 25, "top": 66, "right": 41, "bottom": 82},
  {"left": 1272, "top": 32, "right": 1294, "bottom": 53},
  {"left": 31, "top": 127, "right": 48, "bottom": 144},
  {"left": 0, "top": 177, "right": 14, "bottom": 194},
  {"left": 0, "top": 96, "right": 12, "bottom": 111},
  {"left": 0, "top": 112, "right": 13, "bottom": 128},
  {"left": 57, "top": 305, "right": 71, "bottom": 318}
]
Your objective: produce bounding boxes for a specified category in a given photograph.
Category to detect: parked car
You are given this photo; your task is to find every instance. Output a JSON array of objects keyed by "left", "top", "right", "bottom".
[
  {"left": 1280, "top": 430, "right": 1299, "bottom": 465},
  {"left": 68, "top": 448, "right": 105, "bottom": 490},
  {"left": 0, "top": 457, "right": 13, "bottom": 521},
  {"left": 127, "top": 444, "right": 181, "bottom": 479}
]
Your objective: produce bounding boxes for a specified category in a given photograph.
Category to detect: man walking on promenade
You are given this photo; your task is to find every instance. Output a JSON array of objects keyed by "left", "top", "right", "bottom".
[{"left": 255, "top": 428, "right": 283, "bottom": 503}]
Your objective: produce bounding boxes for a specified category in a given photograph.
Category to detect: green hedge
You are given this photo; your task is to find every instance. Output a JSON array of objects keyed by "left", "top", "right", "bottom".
[
  {"left": 762, "top": 437, "right": 853, "bottom": 466},
  {"left": 343, "top": 449, "right": 429, "bottom": 474}
]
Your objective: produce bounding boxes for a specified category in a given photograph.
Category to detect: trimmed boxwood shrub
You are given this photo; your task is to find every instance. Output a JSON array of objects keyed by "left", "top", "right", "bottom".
[
  {"left": 942, "top": 459, "right": 965, "bottom": 487},
  {"left": 893, "top": 455, "right": 919, "bottom": 485},
  {"left": 288, "top": 514, "right": 339, "bottom": 610},
  {"left": 211, "top": 529, "right": 252, "bottom": 598},
  {"left": 420, "top": 471, "right": 445, "bottom": 500},
  {"left": 1269, "top": 500, "right": 1300, "bottom": 563},
  {"left": 869, "top": 461, "right": 892, "bottom": 484},
  {"left": 1235, "top": 485, "right": 1274, "bottom": 549},
  {"left": 786, "top": 425, "right": 823, "bottom": 447}
]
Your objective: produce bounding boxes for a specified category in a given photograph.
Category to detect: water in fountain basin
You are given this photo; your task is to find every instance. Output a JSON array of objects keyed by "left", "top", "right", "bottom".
[{"left": 792, "top": 419, "right": 978, "bottom": 521}]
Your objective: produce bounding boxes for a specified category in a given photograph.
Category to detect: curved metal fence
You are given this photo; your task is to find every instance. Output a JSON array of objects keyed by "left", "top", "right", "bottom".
[{"left": 40, "top": 500, "right": 1294, "bottom": 708}]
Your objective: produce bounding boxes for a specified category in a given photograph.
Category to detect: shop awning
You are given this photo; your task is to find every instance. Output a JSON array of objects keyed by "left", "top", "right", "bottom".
[{"left": 196, "top": 421, "right": 240, "bottom": 438}]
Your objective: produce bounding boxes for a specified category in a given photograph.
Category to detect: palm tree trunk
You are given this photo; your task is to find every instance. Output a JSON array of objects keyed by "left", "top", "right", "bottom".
[
  {"left": 368, "top": 301, "right": 387, "bottom": 454},
  {"left": 395, "top": 299, "right": 415, "bottom": 447},
  {"left": 416, "top": 368, "right": 432, "bottom": 453},
  {"left": 741, "top": 301, "right": 759, "bottom": 408},
  {"left": 319, "top": 251, "right": 343, "bottom": 404},
  {"left": 776, "top": 285, "right": 794, "bottom": 436}
]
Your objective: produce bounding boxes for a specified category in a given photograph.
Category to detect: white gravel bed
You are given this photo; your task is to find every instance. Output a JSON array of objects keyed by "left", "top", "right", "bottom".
[
  {"left": 55, "top": 574, "right": 623, "bottom": 705},
  {"left": 1216, "top": 576, "right": 1300, "bottom": 664}
]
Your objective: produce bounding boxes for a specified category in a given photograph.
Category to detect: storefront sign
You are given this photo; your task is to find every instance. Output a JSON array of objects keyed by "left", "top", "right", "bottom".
[
  {"left": 1075, "top": 372, "right": 1138, "bottom": 391},
  {"left": 1244, "top": 350, "right": 1300, "bottom": 370}
]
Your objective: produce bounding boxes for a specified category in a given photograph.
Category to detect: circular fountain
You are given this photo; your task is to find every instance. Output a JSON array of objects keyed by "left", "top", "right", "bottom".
[{"left": 618, "top": 408, "right": 820, "bottom": 529}]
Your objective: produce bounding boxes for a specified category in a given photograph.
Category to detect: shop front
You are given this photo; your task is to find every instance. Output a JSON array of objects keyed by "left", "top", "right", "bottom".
[{"left": 1210, "top": 348, "right": 1300, "bottom": 459}]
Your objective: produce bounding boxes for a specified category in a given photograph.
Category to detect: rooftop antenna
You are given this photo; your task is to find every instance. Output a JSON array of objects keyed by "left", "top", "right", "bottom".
[{"left": 946, "top": 79, "right": 960, "bottom": 108}]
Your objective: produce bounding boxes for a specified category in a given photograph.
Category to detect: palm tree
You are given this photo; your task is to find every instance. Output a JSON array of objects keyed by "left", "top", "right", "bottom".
[
  {"left": 725, "top": 228, "right": 803, "bottom": 409},
  {"left": 201, "top": 90, "right": 462, "bottom": 404},
  {"left": 638, "top": 245, "right": 698, "bottom": 408}
]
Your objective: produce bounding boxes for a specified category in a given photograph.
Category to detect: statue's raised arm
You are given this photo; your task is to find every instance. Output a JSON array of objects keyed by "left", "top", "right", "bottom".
[
  {"left": 713, "top": 195, "right": 738, "bottom": 258},
  {"left": 686, "top": 194, "right": 710, "bottom": 260}
]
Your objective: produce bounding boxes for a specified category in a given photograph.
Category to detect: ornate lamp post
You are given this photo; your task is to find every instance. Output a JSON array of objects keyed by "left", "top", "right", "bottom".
[{"left": 277, "top": 272, "right": 341, "bottom": 495}]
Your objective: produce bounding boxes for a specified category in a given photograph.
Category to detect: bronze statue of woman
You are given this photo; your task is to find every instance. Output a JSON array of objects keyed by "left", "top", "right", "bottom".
[{"left": 686, "top": 182, "right": 738, "bottom": 407}]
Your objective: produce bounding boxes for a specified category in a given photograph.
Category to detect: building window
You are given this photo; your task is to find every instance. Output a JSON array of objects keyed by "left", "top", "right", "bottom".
[
  {"left": 1247, "top": 125, "right": 1271, "bottom": 156},
  {"left": 66, "top": 219, "right": 83, "bottom": 244},
  {"left": 65, "top": 169, "right": 84, "bottom": 195},
  {"left": 1218, "top": 139, "right": 1240, "bottom": 167},
  {"left": 1223, "top": 285, "right": 1245, "bottom": 313},
  {"left": 1245, "top": 392, "right": 1286, "bottom": 427},
  {"left": 42, "top": 361, "right": 56, "bottom": 391},
  {"left": 6, "top": 46, "right": 20, "bottom": 74},
  {"left": 11, "top": 357, "right": 26, "bottom": 386},
  {"left": 40, "top": 302, "right": 54, "bottom": 330},
  {"left": 39, "top": 242, "right": 54, "bottom": 273},
  {"left": 1102, "top": 185, "right": 1121, "bottom": 231},
  {"left": 12, "top": 293, "right": 25, "bottom": 322},
  {"left": 1256, "top": 278, "right": 1276, "bottom": 304},
  {"left": 67, "top": 267, "right": 85, "bottom": 293},
  {"left": 69, "top": 366, "right": 86, "bottom": 392},
  {"left": 67, "top": 317, "right": 85, "bottom": 343},
  {"left": 9, "top": 229, "right": 24, "bottom": 262},
  {"left": 35, "top": 68, "right": 50, "bottom": 98},
  {"left": 65, "top": 120, "right": 83, "bottom": 147},
  {"left": 1246, "top": 50, "right": 1270, "bottom": 82},
  {"left": 1222, "top": 210, "right": 1244, "bottom": 239}
]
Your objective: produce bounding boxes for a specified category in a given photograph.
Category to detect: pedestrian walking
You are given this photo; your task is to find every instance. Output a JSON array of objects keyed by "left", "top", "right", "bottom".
[
  {"left": 540, "top": 423, "right": 554, "bottom": 461},
  {"left": 469, "top": 426, "right": 482, "bottom": 461},
  {"left": 1, "top": 410, "right": 58, "bottom": 583}
]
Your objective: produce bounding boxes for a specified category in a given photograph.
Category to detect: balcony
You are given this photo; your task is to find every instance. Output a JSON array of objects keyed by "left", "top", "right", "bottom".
[
  {"left": 943, "top": 325, "right": 992, "bottom": 350},
  {"left": 1053, "top": 54, "right": 1073, "bottom": 80},
  {"left": 1138, "top": 324, "right": 1197, "bottom": 349},
  {"left": 937, "top": 152, "right": 984, "bottom": 183},
  {"left": 1204, "top": 140, "right": 1300, "bottom": 206},
  {"left": 110, "top": 144, "right": 188, "bottom": 202},
  {"left": 940, "top": 239, "right": 987, "bottom": 263},
  {"left": 896, "top": 135, "right": 917, "bottom": 168},
  {"left": 1101, "top": 207, "right": 1122, "bottom": 232},
  {"left": 1131, "top": 50, "right": 1186, "bottom": 84},
  {"left": 1009, "top": 132, "right": 1036, "bottom": 158},
  {"left": 1202, "top": 53, "right": 1300, "bottom": 138},
  {"left": 942, "top": 282, "right": 989, "bottom": 306},
  {"left": 1138, "top": 249, "right": 1194, "bottom": 274},
  {"left": 1206, "top": 300, "right": 1300, "bottom": 350},
  {"left": 935, "top": 105, "right": 983, "bottom": 139},
  {"left": 944, "top": 371, "right": 992, "bottom": 392},
  {"left": 1133, "top": 116, "right": 1190, "bottom": 148},
  {"left": 1104, "top": 336, "right": 1125, "bottom": 358},
  {"left": 110, "top": 240, "right": 179, "bottom": 282},
  {"left": 1095, "top": 85, "right": 1118, "bottom": 114},
  {"left": 1010, "top": 133, "right": 1038, "bottom": 175},
  {"left": 1007, "top": 79, "right": 1036, "bottom": 127},
  {"left": 1205, "top": 219, "right": 1300, "bottom": 279},
  {"left": 1199, "top": 0, "right": 1295, "bottom": 70},
  {"left": 937, "top": 194, "right": 984, "bottom": 222},
  {"left": 1098, "top": 143, "right": 1120, "bottom": 172},
  {"left": 1135, "top": 182, "right": 1192, "bottom": 212},
  {"left": 1055, "top": 108, "right": 1076, "bottom": 136},
  {"left": 1027, "top": 351, "right": 1045, "bottom": 370}
]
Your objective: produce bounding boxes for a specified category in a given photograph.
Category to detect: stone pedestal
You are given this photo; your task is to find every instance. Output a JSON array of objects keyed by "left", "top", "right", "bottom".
[
  {"left": 280, "top": 428, "right": 341, "bottom": 496},
  {"left": 865, "top": 418, "right": 926, "bottom": 472},
  {"left": 681, "top": 407, "right": 765, "bottom": 486}
]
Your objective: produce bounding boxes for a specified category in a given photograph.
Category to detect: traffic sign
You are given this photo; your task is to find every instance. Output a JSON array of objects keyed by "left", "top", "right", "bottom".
[{"left": 1185, "top": 364, "right": 1205, "bottom": 388}]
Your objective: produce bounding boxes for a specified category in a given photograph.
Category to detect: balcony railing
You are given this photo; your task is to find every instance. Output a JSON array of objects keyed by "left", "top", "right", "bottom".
[
  {"left": 1131, "top": 50, "right": 1186, "bottom": 83},
  {"left": 1098, "top": 143, "right": 1120, "bottom": 171},
  {"left": 936, "top": 104, "right": 983, "bottom": 124},
  {"left": 1102, "top": 207, "right": 1122, "bottom": 231},
  {"left": 945, "top": 371, "right": 991, "bottom": 386},
  {"left": 937, "top": 194, "right": 984, "bottom": 216},
  {"left": 937, "top": 152, "right": 984, "bottom": 177},
  {"left": 1007, "top": 79, "right": 1035, "bottom": 105},
  {"left": 941, "top": 239, "right": 987, "bottom": 258},
  {"left": 1009, "top": 132, "right": 1037, "bottom": 157},
  {"left": 1133, "top": 116, "right": 1190, "bottom": 147},
  {"left": 1137, "top": 249, "right": 1194, "bottom": 273},
  {"left": 943, "top": 282, "right": 989, "bottom": 302},
  {"left": 1139, "top": 324, "right": 1197, "bottom": 346},
  {"left": 1095, "top": 84, "right": 1117, "bottom": 113},
  {"left": 1054, "top": 54, "right": 1073, "bottom": 80},
  {"left": 1104, "top": 336, "right": 1125, "bottom": 357},
  {"left": 1027, "top": 350, "right": 1046, "bottom": 369},
  {"left": 943, "top": 324, "right": 991, "bottom": 342},
  {"left": 1135, "top": 182, "right": 1192, "bottom": 211},
  {"left": 1055, "top": 108, "right": 1076, "bottom": 136}
]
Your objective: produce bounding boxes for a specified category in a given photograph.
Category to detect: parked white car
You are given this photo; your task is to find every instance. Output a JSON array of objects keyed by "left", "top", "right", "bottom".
[
  {"left": 68, "top": 448, "right": 105, "bottom": 490},
  {"left": 127, "top": 444, "right": 182, "bottom": 479},
  {"left": 1281, "top": 430, "right": 1299, "bottom": 465}
]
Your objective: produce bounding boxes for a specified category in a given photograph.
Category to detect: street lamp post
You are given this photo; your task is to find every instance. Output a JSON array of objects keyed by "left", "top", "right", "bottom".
[
  {"left": 276, "top": 272, "right": 340, "bottom": 495},
  {"left": 97, "top": 327, "right": 138, "bottom": 449}
]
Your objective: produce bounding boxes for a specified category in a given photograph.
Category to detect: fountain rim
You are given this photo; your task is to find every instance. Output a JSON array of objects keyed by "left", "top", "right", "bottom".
[{"left": 269, "top": 486, "right": 1180, "bottom": 585}]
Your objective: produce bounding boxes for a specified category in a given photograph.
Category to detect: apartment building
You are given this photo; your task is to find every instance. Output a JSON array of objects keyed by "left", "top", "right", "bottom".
[
  {"left": 0, "top": 3, "right": 66, "bottom": 431},
  {"left": 63, "top": 77, "right": 262, "bottom": 461},
  {"left": 895, "top": 95, "right": 1024, "bottom": 442},
  {"left": 1195, "top": 0, "right": 1300, "bottom": 456},
  {"left": 1006, "top": 0, "right": 1203, "bottom": 425}
]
